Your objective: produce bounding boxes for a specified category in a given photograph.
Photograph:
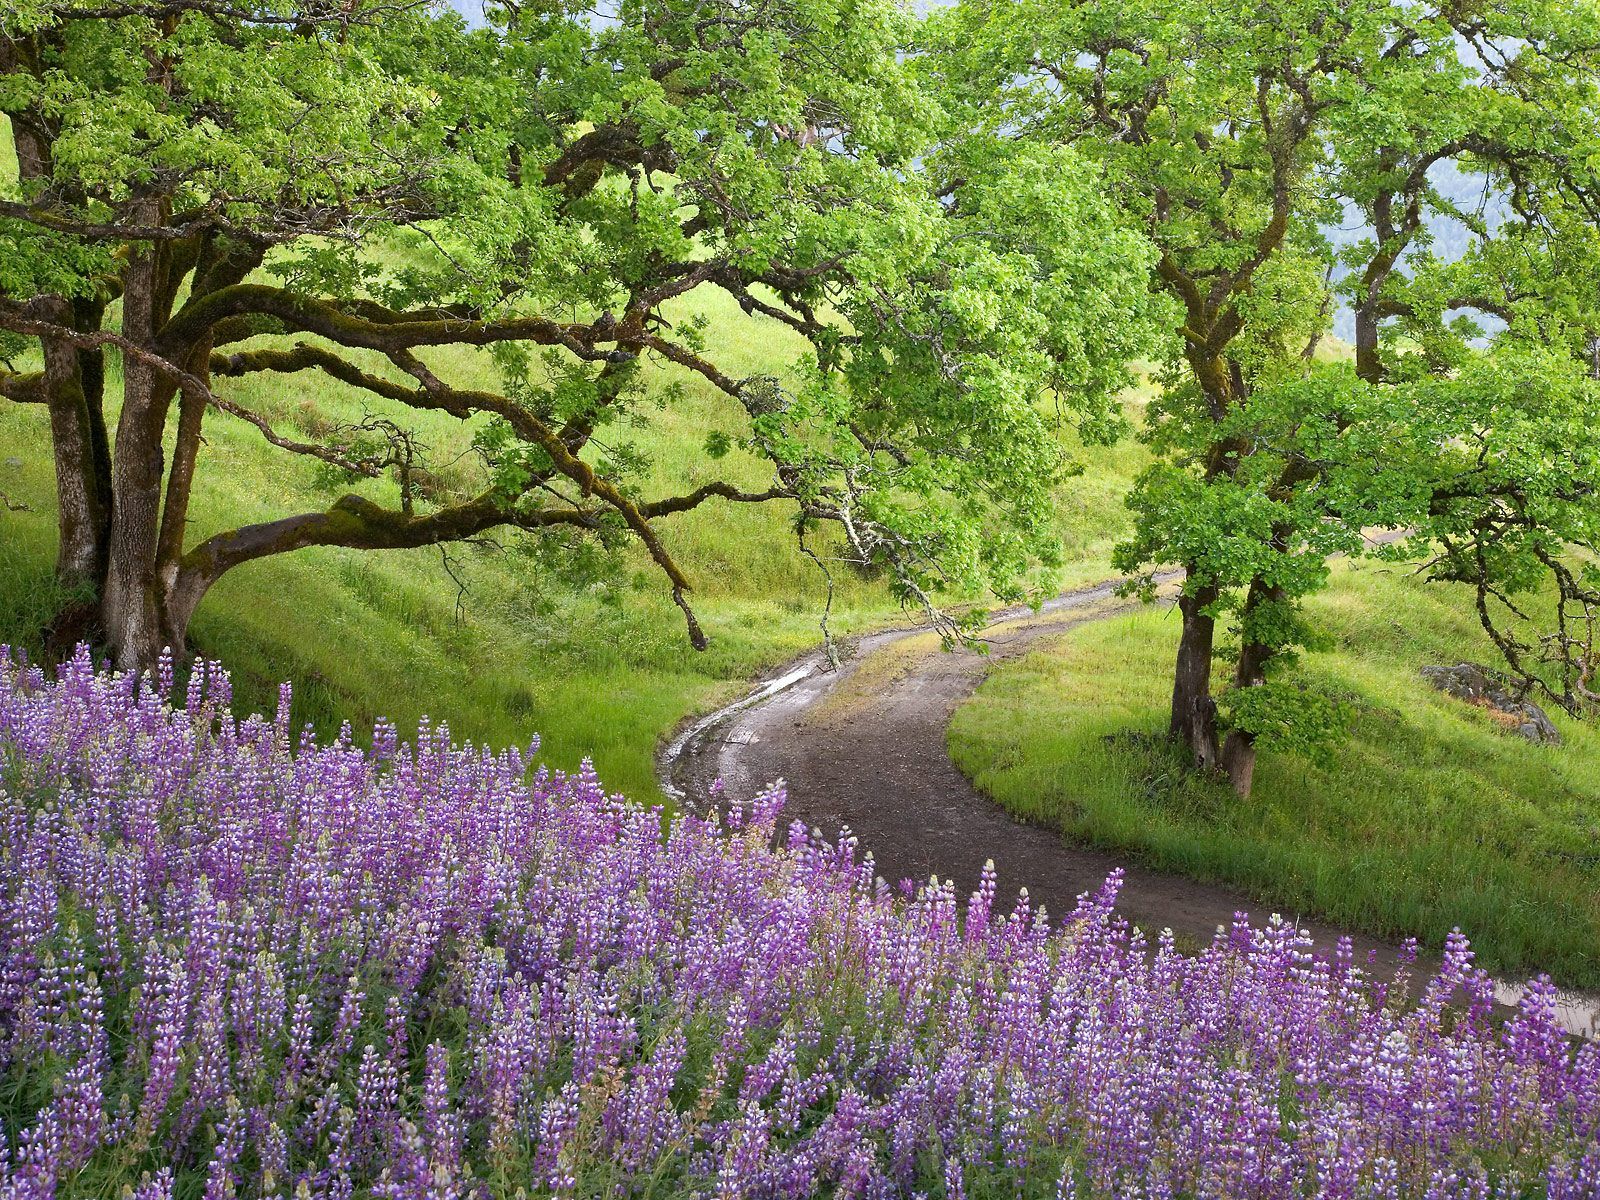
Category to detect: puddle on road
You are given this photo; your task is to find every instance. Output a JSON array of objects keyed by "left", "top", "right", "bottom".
[{"left": 1492, "top": 979, "right": 1600, "bottom": 1040}]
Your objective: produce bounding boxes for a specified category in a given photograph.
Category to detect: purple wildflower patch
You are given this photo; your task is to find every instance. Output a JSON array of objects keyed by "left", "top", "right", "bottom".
[{"left": 0, "top": 647, "right": 1596, "bottom": 1198}]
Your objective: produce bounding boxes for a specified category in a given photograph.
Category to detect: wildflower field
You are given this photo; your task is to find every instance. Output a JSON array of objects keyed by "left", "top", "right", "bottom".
[{"left": 0, "top": 648, "right": 1596, "bottom": 1200}]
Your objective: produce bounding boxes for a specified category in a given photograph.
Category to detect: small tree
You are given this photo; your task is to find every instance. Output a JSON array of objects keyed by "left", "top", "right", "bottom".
[
  {"left": 0, "top": 0, "right": 1158, "bottom": 671},
  {"left": 932, "top": 0, "right": 1600, "bottom": 794}
]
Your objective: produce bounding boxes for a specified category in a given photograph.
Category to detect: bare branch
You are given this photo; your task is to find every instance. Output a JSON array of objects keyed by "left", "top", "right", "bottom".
[
  {"left": 210, "top": 343, "right": 420, "bottom": 404},
  {"left": 640, "top": 481, "right": 789, "bottom": 518},
  {"left": 206, "top": 394, "right": 389, "bottom": 478},
  {"left": 163, "top": 284, "right": 633, "bottom": 365}
]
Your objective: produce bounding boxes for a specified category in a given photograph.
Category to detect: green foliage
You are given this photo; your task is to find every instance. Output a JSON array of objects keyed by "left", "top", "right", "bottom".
[
  {"left": 1220, "top": 679, "right": 1351, "bottom": 769},
  {"left": 930, "top": 0, "right": 1600, "bottom": 770},
  {"left": 3, "top": 0, "right": 1166, "bottom": 667}
]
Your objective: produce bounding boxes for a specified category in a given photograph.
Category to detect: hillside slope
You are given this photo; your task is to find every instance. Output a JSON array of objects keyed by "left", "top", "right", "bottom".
[
  {"left": 949, "top": 558, "right": 1600, "bottom": 987},
  {"left": 0, "top": 266, "right": 1140, "bottom": 808}
]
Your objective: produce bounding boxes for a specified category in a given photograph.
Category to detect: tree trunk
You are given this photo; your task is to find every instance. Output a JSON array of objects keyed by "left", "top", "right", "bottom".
[
  {"left": 100, "top": 208, "right": 181, "bottom": 671},
  {"left": 1219, "top": 639, "right": 1270, "bottom": 798},
  {"left": 154, "top": 339, "right": 212, "bottom": 599},
  {"left": 1169, "top": 580, "right": 1221, "bottom": 769},
  {"left": 7, "top": 106, "right": 110, "bottom": 602},
  {"left": 1218, "top": 733, "right": 1255, "bottom": 797},
  {"left": 72, "top": 297, "right": 114, "bottom": 532},
  {"left": 1218, "top": 578, "right": 1283, "bottom": 798},
  {"left": 1354, "top": 305, "right": 1381, "bottom": 387},
  {"left": 40, "top": 315, "right": 107, "bottom": 593},
  {"left": 1166, "top": 364, "right": 1243, "bottom": 775}
]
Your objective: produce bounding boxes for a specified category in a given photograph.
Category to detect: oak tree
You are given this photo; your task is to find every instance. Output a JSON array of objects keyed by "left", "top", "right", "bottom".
[
  {"left": 932, "top": 0, "right": 1600, "bottom": 794},
  {"left": 0, "top": 0, "right": 1157, "bottom": 670}
]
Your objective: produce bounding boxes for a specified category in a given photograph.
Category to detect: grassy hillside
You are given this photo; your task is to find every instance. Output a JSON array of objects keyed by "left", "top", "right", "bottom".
[
  {"left": 949, "top": 557, "right": 1600, "bottom": 987},
  {"left": 0, "top": 273, "right": 1141, "bottom": 805}
]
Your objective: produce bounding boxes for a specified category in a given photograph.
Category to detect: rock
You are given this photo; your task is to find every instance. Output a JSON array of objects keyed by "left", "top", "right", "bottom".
[
  {"left": 1419, "top": 662, "right": 1562, "bottom": 745},
  {"left": 4, "top": 458, "right": 21, "bottom": 470}
]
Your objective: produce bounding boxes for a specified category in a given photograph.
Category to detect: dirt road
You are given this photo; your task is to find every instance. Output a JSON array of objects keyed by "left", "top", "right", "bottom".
[{"left": 660, "top": 575, "right": 1600, "bottom": 1037}]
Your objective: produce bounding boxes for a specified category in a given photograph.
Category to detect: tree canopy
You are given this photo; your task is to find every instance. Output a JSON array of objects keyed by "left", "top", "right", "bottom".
[{"left": 0, "top": 0, "right": 1159, "bottom": 669}]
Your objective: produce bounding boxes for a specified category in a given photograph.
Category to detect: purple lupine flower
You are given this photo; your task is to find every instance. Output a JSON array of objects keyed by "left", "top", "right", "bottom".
[
  {"left": 0, "top": 646, "right": 1596, "bottom": 1198},
  {"left": 202, "top": 1100, "right": 246, "bottom": 1200}
]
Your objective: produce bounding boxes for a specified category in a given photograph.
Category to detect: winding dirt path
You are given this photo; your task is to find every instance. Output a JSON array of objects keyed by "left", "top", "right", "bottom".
[{"left": 659, "top": 575, "right": 1600, "bottom": 1037}]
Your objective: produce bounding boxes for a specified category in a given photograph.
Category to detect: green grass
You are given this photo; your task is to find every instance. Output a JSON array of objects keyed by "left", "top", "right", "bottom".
[
  {"left": 0, "top": 278, "right": 1142, "bottom": 804},
  {"left": 948, "top": 557, "right": 1600, "bottom": 988}
]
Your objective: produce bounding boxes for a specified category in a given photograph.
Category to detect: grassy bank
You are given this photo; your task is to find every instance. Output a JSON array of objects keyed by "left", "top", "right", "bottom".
[
  {"left": 948, "top": 558, "right": 1600, "bottom": 987},
  {"left": 0, "top": 309, "right": 1142, "bottom": 805}
]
